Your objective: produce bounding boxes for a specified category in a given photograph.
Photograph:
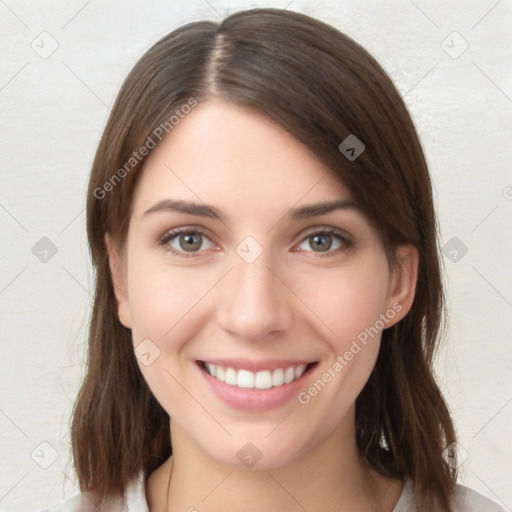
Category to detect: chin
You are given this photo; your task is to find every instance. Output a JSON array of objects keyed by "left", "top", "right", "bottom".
[{"left": 197, "top": 427, "right": 318, "bottom": 472}]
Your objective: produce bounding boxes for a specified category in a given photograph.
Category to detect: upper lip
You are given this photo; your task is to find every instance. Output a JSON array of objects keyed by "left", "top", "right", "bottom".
[{"left": 198, "top": 359, "right": 317, "bottom": 372}]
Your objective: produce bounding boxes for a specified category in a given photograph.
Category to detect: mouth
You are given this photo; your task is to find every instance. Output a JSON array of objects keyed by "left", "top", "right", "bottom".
[{"left": 197, "top": 360, "right": 318, "bottom": 390}]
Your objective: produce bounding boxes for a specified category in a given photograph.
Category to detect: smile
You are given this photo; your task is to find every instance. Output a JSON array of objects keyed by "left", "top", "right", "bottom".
[{"left": 199, "top": 361, "right": 315, "bottom": 390}]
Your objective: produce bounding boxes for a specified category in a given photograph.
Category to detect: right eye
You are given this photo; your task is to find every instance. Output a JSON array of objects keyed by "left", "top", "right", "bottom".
[{"left": 159, "top": 228, "right": 215, "bottom": 257}]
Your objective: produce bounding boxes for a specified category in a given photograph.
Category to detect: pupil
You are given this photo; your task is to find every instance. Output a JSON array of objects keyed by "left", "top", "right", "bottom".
[
  {"left": 311, "top": 234, "right": 332, "bottom": 251},
  {"left": 180, "top": 233, "right": 201, "bottom": 251}
]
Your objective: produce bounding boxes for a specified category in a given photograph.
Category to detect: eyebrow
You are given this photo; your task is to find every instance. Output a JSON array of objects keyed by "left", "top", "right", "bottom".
[
  {"left": 142, "top": 198, "right": 359, "bottom": 221},
  {"left": 288, "top": 199, "right": 360, "bottom": 220},
  {"left": 143, "top": 199, "right": 225, "bottom": 220}
]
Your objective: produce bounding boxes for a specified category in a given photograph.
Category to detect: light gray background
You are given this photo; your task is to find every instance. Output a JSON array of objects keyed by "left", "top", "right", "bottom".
[{"left": 0, "top": 1, "right": 511, "bottom": 510}]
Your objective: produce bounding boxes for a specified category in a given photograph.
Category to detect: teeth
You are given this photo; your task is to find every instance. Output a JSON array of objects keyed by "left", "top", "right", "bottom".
[
  {"left": 205, "top": 363, "right": 216, "bottom": 378},
  {"left": 272, "top": 368, "right": 284, "bottom": 387},
  {"left": 204, "top": 362, "right": 310, "bottom": 389},
  {"left": 255, "top": 370, "right": 272, "bottom": 389},
  {"left": 284, "top": 367, "right": 295, "bottom": 384},
  {"left": 237, "top": 369, "right": 254, "bottom": 388},
  {"left": 225, "top": 367, "right": 237, "bottom": 385},
  {"left": 295, "top": 364, "right": 307, "bottom": 378}
]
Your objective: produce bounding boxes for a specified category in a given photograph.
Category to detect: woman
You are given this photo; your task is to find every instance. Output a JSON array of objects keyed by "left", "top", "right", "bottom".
[{"left": 41, "top": 8, "right": 505, "bottom": 512}]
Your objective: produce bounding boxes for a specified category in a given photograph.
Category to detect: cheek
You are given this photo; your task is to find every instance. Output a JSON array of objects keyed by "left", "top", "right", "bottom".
[
  {"left": 125, "top": 253, "right": 220, "bottom": 429},
  {"left": 124, "top": 249, "right": 224, "bottom": 415},
  {"left": 292, "top": 259, "right": 390, "bottom": 415},
  {"left": 295, "top": 258, "right": 390, "bottom": 349},
  {"left": 288, "top": 265, "right": 387, "bottom": 436},
  {"left": 126, "top": 252, "right": 218, "bottom": 344}
]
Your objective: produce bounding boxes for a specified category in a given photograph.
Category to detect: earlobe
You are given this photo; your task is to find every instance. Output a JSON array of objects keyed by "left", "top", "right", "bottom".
[
  {"left": 117, "top": 302, "right": 133, "bottom": 329},
  {"left": 104, "top": 234, "right": 132, "bottom": 329},
  {"left": 385, "top": 245, "right": 419, "bottom": 326}
]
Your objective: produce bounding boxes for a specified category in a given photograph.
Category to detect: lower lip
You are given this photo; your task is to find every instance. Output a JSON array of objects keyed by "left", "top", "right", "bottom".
[{"left": 196, "top": 362, "right": 316, "bottom": 412}]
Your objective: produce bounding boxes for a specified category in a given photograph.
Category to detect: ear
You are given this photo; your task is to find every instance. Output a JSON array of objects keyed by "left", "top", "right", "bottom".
[
  {"left": 384, "top": 244, "right": 419, "bottom": 327},
  {"left": 105, "top": 234, "right": 132, "bottom": 329}
]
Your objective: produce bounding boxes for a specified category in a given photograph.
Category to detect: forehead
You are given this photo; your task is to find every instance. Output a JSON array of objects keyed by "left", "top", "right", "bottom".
[{"left": 132, "top": 99, "right": 352, "bottom": 219}]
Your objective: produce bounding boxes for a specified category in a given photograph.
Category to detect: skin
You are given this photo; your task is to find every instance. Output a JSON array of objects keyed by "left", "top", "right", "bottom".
[{"left": 106, "top": 99, "right": 419, "bottom": 512}]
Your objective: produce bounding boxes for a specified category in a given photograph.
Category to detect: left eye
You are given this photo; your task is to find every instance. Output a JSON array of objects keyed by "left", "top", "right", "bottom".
[{"left": 297, "top": 232, "right": 347, "bottom": 253}]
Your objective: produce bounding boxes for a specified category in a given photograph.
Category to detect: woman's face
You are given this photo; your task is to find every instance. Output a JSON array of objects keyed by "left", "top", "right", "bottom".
[{"left": 109, "top": 99, "right": 416, "bottom": 469}]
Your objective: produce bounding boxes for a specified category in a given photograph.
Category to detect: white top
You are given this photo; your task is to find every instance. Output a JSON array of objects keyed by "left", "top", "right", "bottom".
[{"left": 39, "top": 472, "right": 506, "bottom": 512}]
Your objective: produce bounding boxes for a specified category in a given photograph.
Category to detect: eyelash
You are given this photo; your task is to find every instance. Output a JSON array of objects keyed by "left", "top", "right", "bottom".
[{"left": 158, "top": 226, "right": 354, "bottom": 259}]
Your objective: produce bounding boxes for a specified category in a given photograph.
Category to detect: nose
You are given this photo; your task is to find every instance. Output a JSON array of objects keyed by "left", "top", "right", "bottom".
[{"left": 215, "top": 250, "right": 294, "bottom": 342}]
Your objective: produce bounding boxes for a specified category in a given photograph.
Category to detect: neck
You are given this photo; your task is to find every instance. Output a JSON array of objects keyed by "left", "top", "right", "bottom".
[{"left": 147, "top": 411, "right": 402, "bottom": 512}]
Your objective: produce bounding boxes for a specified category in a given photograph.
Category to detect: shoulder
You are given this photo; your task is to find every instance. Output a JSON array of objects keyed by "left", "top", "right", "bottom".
[
  {"left": 393, "top": 478, "right": 507, "bottom": 512},
  {"left": 451, "top": 483, "right": 507, "bottom": 512},
  {"left": 36, "top": 472, "right": 148, "bottom": 512}
]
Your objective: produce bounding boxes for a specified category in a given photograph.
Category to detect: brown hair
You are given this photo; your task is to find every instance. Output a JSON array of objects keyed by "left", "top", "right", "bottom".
[{"left": 72, "top": 8, "right": 457, "bottom": 510}]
